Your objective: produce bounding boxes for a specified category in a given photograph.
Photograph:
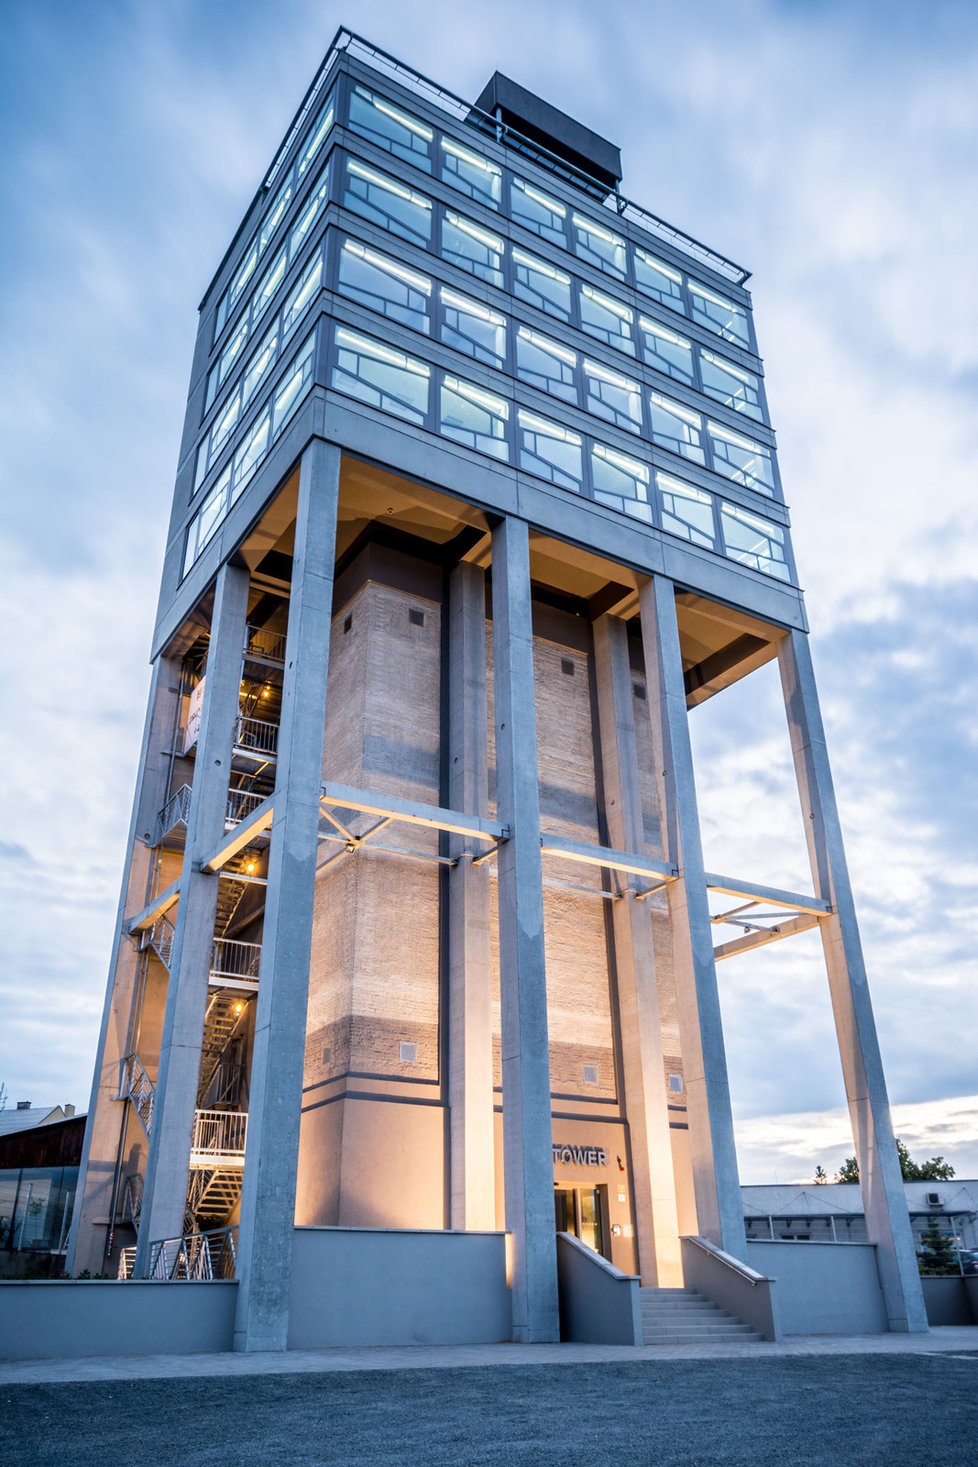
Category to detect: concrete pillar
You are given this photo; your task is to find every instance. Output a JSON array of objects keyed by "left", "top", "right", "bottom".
[
  {"left": 233, "top": 440, "right": 340, "bottom": 1352},
  {"left": 592, "top": 613, "right": 682, "bottom": 1286},
  {"left": 69, "top": 655, "right": 182, "bottom": 1275},
  {"left": 135, "top": 562, "right": 250, "bottom": 1272},
  {"left": 778, "top": 630, "right": 927, "bottom": 1332},
  {"left": 447, "top": 561, "right": 495, "bottom": 1231},
  {"left": 639, "top": 575, "right": 746, "bottom": 1257},
  {"left": 491, "top": 517, "right": 559, "bottom": 1344}
]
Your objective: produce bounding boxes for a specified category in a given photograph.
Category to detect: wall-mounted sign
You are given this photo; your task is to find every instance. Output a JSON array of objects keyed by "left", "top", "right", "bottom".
[
  {"left": 552, "top": 1143, "right": 607, "bottom": 1167},
  {"left": 184, "top": 676, "right": 206, "bottom": 753}
]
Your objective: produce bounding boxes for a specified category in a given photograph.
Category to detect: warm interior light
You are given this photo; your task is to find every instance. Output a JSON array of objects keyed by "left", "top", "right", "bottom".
[{"left": 233, "top": 1002, "right": 244, "bottom": 1015}]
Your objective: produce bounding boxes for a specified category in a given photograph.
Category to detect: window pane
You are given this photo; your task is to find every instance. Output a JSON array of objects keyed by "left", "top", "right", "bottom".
[
  {"left": 209, "top": 389, "right": 241, "bottom": 462},
  {"left": 700, "top": 350, "right": 762, "bottom": 420},
  {"left": 634, "top": 249, "right": 684, "bottom": 312},
  {"left": 573, "top": 214, "right": 626, "bottom": 278},
  {"left": 205, "top": 361, "right": 219, "bottom": 413},
  {"left": 583, "top": 358, "right": 642, "bottom": 433},
  {"left": 343, "top": 160, "right": 432, "bottom": 248},
  {"left": 649, "top": 392, "right": 705, "bottom": 466},
  {"left": 290, "top": 162, "right": 330, "bottom": 257},
  {"left": 515, "top": 327, "right": 577, "bottom": 404},
  {"left": 440, "top": 375, "right": 509, "bottom": 460},
  {"left": 689, "top": 281, "right": 750, "bottom": 347},
  {"left": 656, "top": 470, "right": 716, "bottom": 549},
  {"left": 440, "top": 137, "right": 501, "bottom": 207},
  {"left": 251, "top": 247, "right": 287, "bottom": 326},
  {"left": 591, "top": 442, "right": 651, "bottom": 523},
  {"left": 242, "top": 324, "right": 279, "bottom": 407},
  {"left": 511, "top": 177, "right": 567, "bottom": 246},
  {"left": 439, "top": 287, "right": 505, "bottom": 366},
  {"left": 639, "top": 317, "right": 694, "bottom": 385},
  {"left": 513, "top": 248, "right": 571, "bottom": 320},
  {"left": 297, "top": 89, "right": 335, "bottom": 179},
  {"left": 184, "top": 467, "right": 231, "bottom": 575},
  {"left": 217, "top": 313, "right": 249, "bottom": 394},
  {"left": 332, "top": 326, "right": 430, "bottom": 425},
  {"left": 260, "top": 179, "right": 292, "bottom": 255},
  {"left": 517, "top": 409, "right": 582, "bottom": 491},
  {"left": 580, "top": 284, "right": 635, "bottom": 355},
  {"left": 441, "top": 211, "right": 504, "bottom": 287},
  {"left": 720, "top": 502, "right": 790, "bottom": 579},
  {"left": 708, "top": 421, "right": 775, "bottom": 496},
  {"left": 348, "top": 84, "right": 433, "bottom": 172},
  {"left": 228, "top": 239, "right": 259, "bottom": 314},
  {"left": 338, "top": 239, "right": 431, "bottom": 334},
  {"left": 231, "top": 407, "right": 271, "bottom": 496},
  {"left": 282, "top": 252, "right": 322, "bottom": 337},
  {"left": 272, "top": 330, "right": 316, "bottom": 435}
]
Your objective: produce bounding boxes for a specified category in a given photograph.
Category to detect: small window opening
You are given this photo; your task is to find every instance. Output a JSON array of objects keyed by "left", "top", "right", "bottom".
[
  {"left": 633, "top": 682, "right": 646, "bottom": 700},
  {"left": 560, "top": 657, "right": 575, "bottom": 676},
  {"left": 400, "top": 1041, "right": 418, "bottom": 1063},
  {"left": 409, "top": 607, "right": 425, "bottom": 627},
  {"left": 668, "top": 1072, "right": 684, "bottom": 1093},
  {"left": 343, "top": 614, "right": 353, "bottom": 634},
  {"left": 583, "top": 1063, "right": 598, "bottom": 1085}
]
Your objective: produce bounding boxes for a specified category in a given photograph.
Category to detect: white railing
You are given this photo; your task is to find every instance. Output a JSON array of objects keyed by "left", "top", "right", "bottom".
[
  {"left": 210, "top": 937, "right": 262, "bottom": 983},
  {"left": 117, "top": 1246, "right": 137, "bottom": 1280},
  {"left": 148, "top": 914, "right": 176, "bottom": 969},
  {"left": 245, "top": 625, "right": 287, "bottom": 664},
  {"left": 122, "top": 1054, "right": 156, "bottom": 1138},
  {"left": 147, "top": 1226, "right": 238, "bottom": 1281},
  {"left": 156, "top": 783, "right": 193, "bottom": 844},
  {"left": 233, "top": 715, "right": 279, "bottom": 758},
  {"left": 190, "top": 1108, "right": 248, "bottom": 1163},
  {"left": 124, "top": 1171, "right": 143, "bottom": 1229},
  {"left": 225, "top": 788, "right": 267, "bottom": 827}
]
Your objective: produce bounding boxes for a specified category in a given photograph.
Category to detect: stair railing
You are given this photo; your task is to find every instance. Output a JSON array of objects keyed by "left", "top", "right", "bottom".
[
  {"left": 225, "top": 788, "right": 267, "bottom": 827},
  {"left": 147, "top": 914, "right": 176, "bottom": 970},
  {"left": 233, "top": 715, "right": 279, "bottom": 758},
  {"left": 190, "top": 1108, "right": 248, "bottom": 1163},
  {"left": 155, "top": 783, "right": 193, "bottom": 845},
  {"left": 121, "top": 1054, "right": 156, "bottom": 1138},
  {"left": 147, "top": 1226, "right": 238, "bottom": 1281},
  {"left": 210, "top": 937, "right": 262, "bottom": 982},
  {"left": 244, "top": 625, "right": 287, "bottom": 664}
]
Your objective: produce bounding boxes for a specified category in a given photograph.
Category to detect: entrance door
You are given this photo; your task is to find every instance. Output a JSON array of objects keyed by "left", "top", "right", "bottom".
[
  {"left": 554, "top": 1184, "right": 608, "bottom": 1259},
  {"left": 554, "top": 1187, "right": 577, "bottom": 1237}
]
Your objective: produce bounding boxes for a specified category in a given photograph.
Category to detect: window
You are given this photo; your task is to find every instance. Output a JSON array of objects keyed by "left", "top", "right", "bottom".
[
  {"left": 348, "top": 84, "right": 433, "bottom": 172},
  {"left": 700, "top": 351, "right": 762, "bottom": 420},
  {"left": 689, "top": 281, "right": 750, "bottom": 348},
  {"left": 338, "top": 239, "right": 432, "bottom": 334},
  {"left": 272, "top": 330, "right": 316, "bottom": 435},
  {"left": 440, "top": 137, "right": 501, "bottom": 207},
  {"left": 639, "top": 317, "right": 694, "bottom": 385},
  {"left": 259, "top": 178, "right": 293, "bottom": 255},
  {"left": 649, "top": 392, "right": 705, "bottom": 466},
  {"left": 656, "top": 471, "right": 716, "bottom": 549},
  {"left": 720, "top": 502, "right": 790, "bottom": 579},
  {"left": 573, "top": 214, "right": 626, "bottom": 277},
  {"left": 515, "top": 327, "right": 577, "bottom": 403},
  {"left": 231, "top": 406, "right": 271, "bottom": 497},
  {"left": 511, "top": 177, "right": 567, "bottom": 245},
  {"left": 439, "top": 287, "right": 506, "bottom": 366},
  {"left": 296, "top": 90, "right": 335, "bottom": 179},
  {"left": 708, "top": 421, "right": 775, "bottom": 496},
  {"left": 634, "top": 249, "right": 684, "bottom": 312},
  {"left": 290, "top": 162, "right": 330, "bottom": 257},
  {"left": 668, "top": 1073, "right": 684, "bottom": 1094},
  {"left": 282, "top": 252, "right": 322, "bottom": 338},
  {"left": 251, "top": 247, "right": 287, "bottom": 327},
  {"left": 207, "top": 390, "right": 241, "bottom": 469},
  {"left": 591, "top": 442, "right": 652, "bottom": 522},
  {"left": 513, "top": 248, "right": 571, "bottom": 320},
  {"left": 184, "top": 465, "right": 231, "bottom": 575},
  {"left": 208, "top": 313, "right": 249, "bottom": 409},
  {"left": 227, "top": 240, "right": 259, "bottom": 318},
  {"left": 441, "top": 211, "right": 504, "bottom": 287},
  {"left": 241, "top": 324, "right": 279, "bottom": 408},
  {"left": 440, "top": 375, "right": 509, "bottom": 460},
  {"left": 580, "top": 284, "right": 635, "bottom": 355},
  {"left": 343, "top": 160, "right": 432, "bottom": 249},
  {"left": 332, "top": 326, "right": 430, "bottom": 425},
  {"left": 583, "top": 358, "right": 642, "bottom": 433},
  {"left": 517, "top": 409, "right": 583, "bottom": 491}
]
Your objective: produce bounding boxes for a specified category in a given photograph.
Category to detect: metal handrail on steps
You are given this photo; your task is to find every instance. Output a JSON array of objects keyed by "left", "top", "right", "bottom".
[{"left": 682, "top": 1234, "right": 770, "bottom": 1286}]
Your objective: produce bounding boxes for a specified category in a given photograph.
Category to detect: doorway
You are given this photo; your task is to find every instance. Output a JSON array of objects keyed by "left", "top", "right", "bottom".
[{"left": 554, "top": 1184, "right": 609, "bottom": 1259}]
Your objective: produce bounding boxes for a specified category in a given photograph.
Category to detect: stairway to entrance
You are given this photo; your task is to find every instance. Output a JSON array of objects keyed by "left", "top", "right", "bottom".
[{"left": 640, "top": 1288, "right": 763, "bottom": 1345}]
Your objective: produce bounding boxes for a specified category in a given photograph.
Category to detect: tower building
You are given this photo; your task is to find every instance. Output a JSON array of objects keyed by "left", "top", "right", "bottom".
[{"left": 70, "top": 29, "right": 926, "bottom": 1348}]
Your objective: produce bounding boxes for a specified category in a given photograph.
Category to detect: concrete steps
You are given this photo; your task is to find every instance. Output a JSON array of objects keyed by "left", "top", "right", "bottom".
[{"left": 639, "top": 1287, "right": 763, "bottom": 1345}]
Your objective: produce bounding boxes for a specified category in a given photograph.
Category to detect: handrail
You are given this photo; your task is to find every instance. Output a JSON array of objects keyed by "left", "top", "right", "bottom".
[
  {"left": 244, "top": 624, "right": 287, "bottom": 664},
  {"left": 191, "top": 1108, "right": 248, "bottom": 1160},
  {"left": 210, "top": 937, "right": 262, "bottom": 981},
  {"left": 233, "top": 715, "right": 279, "bottom": 757},
  {"left": 147, "top": 1226, "right": 238, "bottom": 1281},
  {"left": 225, "top": 788, "right": 267, "bottom": 827},
  {"left": 121, "top": 1054, "right": 156, "bottom": 1139},
  {"left": 156, "top": 784, "right": 193, "bottom": 843},
  {"left": 682, "top": 1233, "right": 769, "bottom": 1286},
  {"left": 147, "top": 914, "right": 176, "bottom": 970}
]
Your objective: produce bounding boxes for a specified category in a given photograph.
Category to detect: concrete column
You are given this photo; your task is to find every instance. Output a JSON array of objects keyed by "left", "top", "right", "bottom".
[
  {"left": 639, "top": 575, "right": 746, "bottom": 1257},
  {"left": 491, "top": 517, "right": 559, "bottom": 1344},
  {"left": 447, "top": 561, "right": 495, "bottom": 1231},
  {"left": 592, "top": 614, "right": 682, "bottom": 1286},
  {"left": 233, "top": 440, "right": 340, "bottom": 1352},
  {"left": 69, "top": 655, "right": 182, "bottom": 1275},
  {"left": 135, "top": 562, "right": 250, "bottom": 1272},
  {"left": 778, "top": 630, "right": 927, "bottom": 1332}
]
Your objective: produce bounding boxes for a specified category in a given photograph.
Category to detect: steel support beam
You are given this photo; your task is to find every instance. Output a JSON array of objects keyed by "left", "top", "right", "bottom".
[
  {"left": 320, "top": 780, "right": 506, "bottom": 843},
  {"left": 713, "top": 912, "right": 822, "bottom": 961},
  {"left": 199, "top": 795, "right": 276, "bottom": 873},
  {"left": 705, "top": 872, "right": 830, "bottom": 917},
  {"left": 126, "top": 879, "right": 182, "bottom": 935},
  {"left": 541, "top": 832, "right": 676, "bottom": 883}
]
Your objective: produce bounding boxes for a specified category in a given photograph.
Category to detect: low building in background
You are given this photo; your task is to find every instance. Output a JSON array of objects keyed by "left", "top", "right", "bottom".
[
  {"left": 744, "top": 1182, "right": 978, "bottom": 1264},
  {"left": 0, "top": 1107, "right": 84, "bottom": 1276}
]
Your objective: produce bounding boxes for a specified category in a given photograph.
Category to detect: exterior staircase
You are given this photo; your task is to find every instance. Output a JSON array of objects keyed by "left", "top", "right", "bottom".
[
  {"left": 639, "top": 1288, "right": 763, "bottom": 1344},
  {"left": 197, "top": 990, "right": 249, "bottom": 1104}
]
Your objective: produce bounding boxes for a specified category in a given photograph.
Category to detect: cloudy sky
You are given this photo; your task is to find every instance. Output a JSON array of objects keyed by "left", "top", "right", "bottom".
[{"left": 1, "top": 0, "right": 976, "bottom": 1182}]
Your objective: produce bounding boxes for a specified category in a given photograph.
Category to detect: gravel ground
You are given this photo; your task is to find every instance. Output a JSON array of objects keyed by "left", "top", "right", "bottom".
[{"left": 2, "top": 1355, "right": 977, "bottom": 1466}]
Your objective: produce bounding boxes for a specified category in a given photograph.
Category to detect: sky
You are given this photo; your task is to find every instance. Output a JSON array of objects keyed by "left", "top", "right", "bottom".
[{"left": 0, "top": 0, "right": 976, "bottom": 1184}]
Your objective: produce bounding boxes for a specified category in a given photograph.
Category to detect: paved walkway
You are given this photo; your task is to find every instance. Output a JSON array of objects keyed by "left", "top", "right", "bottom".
[{"left": 1, "top": 1325, "right": 975, "bottom": 1384}]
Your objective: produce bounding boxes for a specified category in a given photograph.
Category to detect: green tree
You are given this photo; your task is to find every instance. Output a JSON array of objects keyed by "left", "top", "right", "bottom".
[
  {"left": 813, "top": 1166, "right": 828, "bottom": 1185},
  {"left": 833, "top": 1139, "right": 955, "bottom": 1185},
  {"left": 916, "top": 1218, "right": 959, "bottom": 1276}
]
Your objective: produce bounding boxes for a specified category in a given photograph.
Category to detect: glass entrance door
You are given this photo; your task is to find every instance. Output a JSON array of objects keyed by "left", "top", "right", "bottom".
[{"left": 554, "top": 1184, "right": 608, "bottom": 1259}]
